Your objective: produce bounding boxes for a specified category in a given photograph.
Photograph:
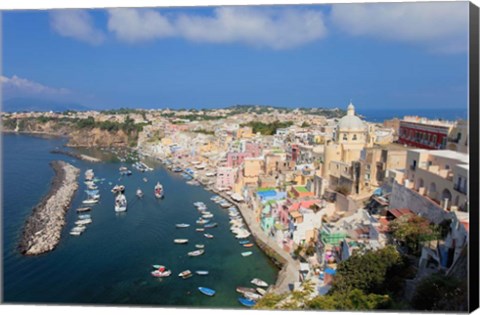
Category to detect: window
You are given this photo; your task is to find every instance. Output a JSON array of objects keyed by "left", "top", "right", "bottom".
[
  {"left": 353, "top": 134, "right": 357, "bottom": 140},
  {"left": 343, "top": 134, "right": 347, "bottom": 140}
]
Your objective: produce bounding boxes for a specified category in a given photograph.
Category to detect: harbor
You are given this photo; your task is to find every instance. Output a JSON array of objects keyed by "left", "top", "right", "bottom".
[{"left": 3, "top": 134, "right": 277, "bottom": 307}]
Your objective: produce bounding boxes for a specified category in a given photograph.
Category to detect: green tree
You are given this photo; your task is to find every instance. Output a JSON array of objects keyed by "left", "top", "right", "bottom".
[
  {"left": 411, "top": 273, "right": 467, "bottom": 311},
  {"left": 332, "top": 245, "right": 403, "bottom": 294},
  {"left": 307, "top": 289, "right": 391, "bottom": 310},
  {"left": 389, "top": 215, "right": 440, "bottom": 255}
]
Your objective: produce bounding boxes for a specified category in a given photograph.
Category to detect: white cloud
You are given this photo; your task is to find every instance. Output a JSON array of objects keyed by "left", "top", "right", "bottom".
[
  {"left": 1, "top": 75, "right": 70, "bottom": 97},
  {"left": 50, "top": 10, "right": 105, "bottom": 45},
  {"left": 106, "top": 7, "right": 327, "bottom": 49},
  {"left": 330, "top": 2, "right": 469, "bottom": 53},
  {"left": 107, "top": 8, "right": 175, "bottom": 43}
]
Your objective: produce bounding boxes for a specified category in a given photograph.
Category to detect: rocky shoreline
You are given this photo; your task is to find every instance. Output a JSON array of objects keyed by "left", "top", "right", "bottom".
[{"left": 18, "top": 161, "right": 80, "bottom": 256}]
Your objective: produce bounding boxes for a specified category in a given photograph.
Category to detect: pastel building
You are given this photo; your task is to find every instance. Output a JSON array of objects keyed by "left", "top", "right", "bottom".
[{"left": 215, "top": 166, "right": 237, "bottom": 191}]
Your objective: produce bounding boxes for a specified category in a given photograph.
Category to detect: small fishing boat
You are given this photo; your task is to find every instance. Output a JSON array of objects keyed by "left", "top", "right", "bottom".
[
  {"left": 198, "top": 287, "right": 215, "bottom": 296},
  {"left": 115, "top": 193, "right": 127, "bottom": 212},
  {"left": 239, "top": 240, "right": 250, "bottom": 245},
  {"left": 196, "top": 218, "right": 209, "bottom": 225},
  {"left": 82, "top": 199, "right": 98, "bottom": 205},
  {"left": 236, "top": 287, "right": 257, "bottom": 294},
  {"left": 136, "top": 188, "right": 144, "bottom": 198},
  {"left": 178, "top": 270, "right": 192, "bottom": 278},
  {"left": 143, "top": 177, "right": 148, "bottom": 182},
  {"left": 152, "top": 265, "right": 165, "bottom": 269},
  {"left": 75, "top": 218, "right": 92, "bottom": 225},
  {"left": 173, "top": 239, "right": 189, "bottom": 244},
  {"left": 244, "top": 291, "right": 262, "bottom": 301},
  {"left": 111, "top": 185, "right": 125, "bottom": 194},
  {"left": 76, "top": 207, "right": 91, "bottom": 212},
  {"left": 204, "top": 233, "right": 214, "bottom": 239},
  {"left": 154, "top": 182, "right": 164, "bottom": 199},
  {"left": 69, "top": 230, "right": 83, "bottom": 236},
  {"left": 195, "top": 244, "right": 205, "bottom": 249},
  {"left": 188, "top": 249, "right": 205, "bottom": 257},
  {"left": 251, "top": 278, "right": 268, "bottom": 287},
  {"left": 256, "top": 288, "right": 267, "bottom": 296},
  {"left": 241, "top": 251, "right": 253, "bottom": 257},
  {"left": 71, "top": 226, "right": 86, "bottom": 232},
  {"left": 175, "top": 223, "right": 190, "bottom": 228},
  {"left": 195, "top": 270, "right": 209, "bottom": 275},
  {"left": 202, "top": 214, "right": 214, "bottom": 219},
  {"left": 78, "top": 214, "right": 91, "bottom": 220},
  {"left": 238, "top": 298, "right": 256, "bottom": 308},
  {"left": 151, "top": 270, "right": 171, "bottom": 278},
  {"left": 243, "top": 243, "right": 254, "bottom": 248},
  {"left": 204, "top": 222, "right": 218, "bottom": 228},
  {"left": 196, "top": 228, "right": 205, "bottom": 232}
]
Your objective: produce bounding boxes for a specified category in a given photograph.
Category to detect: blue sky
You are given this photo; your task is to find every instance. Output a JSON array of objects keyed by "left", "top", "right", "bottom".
[{"left": 1, "top": 2, "right": 470, "bottom": 110}]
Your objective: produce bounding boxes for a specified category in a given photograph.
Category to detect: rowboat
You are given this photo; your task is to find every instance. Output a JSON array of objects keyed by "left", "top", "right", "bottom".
[
  {"left": 204, "top": 222, "right": 218, "bottom": 228},
  {"left": 196, "top": 218, "right": 209, "bottom": 225},
  {"left": 136, "top": 188, "right": 144, "bottom": 198},
  {"left": 256, "top": 288, "right": 267, "bottom": 296},
  {"left": 188, "top": 249, "right": 205, "bottom": 257},
  {"left": 236, "top": 287, "right": 257, "bottom": 294},
  {"left": 75, "top": 218, "right": 92, "bottom": 225},
  {"left": 198, "top": 287, "right": 215, "bottom": 296},
  {"left": 195, "top": 270, "right": 209, "bottom": 275},
  {"left": 241, "top": 251, "right": 253, "bottom": 257},
  {"left": 202, "top": 214, "right": 214, "bottom": 219},
  {"left": 204, "top": 233, "right": 214, "bottom": 239},
  {"left": 239, "top": 240, "right": 250, "bottom": 245},
  {"left": 151, "top": 270, "right": 171, "bottom": 277},
  {"left": 69, "top": 230, "right": 83, "bottom": 236},
  {"left": 78, "top": 214, "right": 91, "bottom": 220},
  {"left": 152, "top": 265, "right": 165, "bottom": 269},
  {"left": 244, "top": 291, "right": 262, "bottom": 301},
  {"left": 71, "top": 226, "right": 86, "bottom": 233},
  {"left": 251, "top": 278, "right": 268, "bottom": 287},
  {"left": 196, "top": 228, "right": 205, "bottom": 232},
  {"left": 82, "top": 199, "right": 98, "bottom": 205},
  {"left": 76, "top": 207, "right": 91, "bottom": 212},
  {"left": 173, "top": 239, "right": 189, "bottom": 244},
  {"left": 175, "top": 223, "right": 190, "bottom": 228},
  {"left": 178, "top": 270, "right": 192, "bottom": 278},
  {"left": 238, "top": 298, "right": 256, "bottom": 307},
  {"left": 243, "top": 243, "right": 254, "bottom": 248},
  {"left": 195, "top": 244, "right": 205, "bottom": 249}
]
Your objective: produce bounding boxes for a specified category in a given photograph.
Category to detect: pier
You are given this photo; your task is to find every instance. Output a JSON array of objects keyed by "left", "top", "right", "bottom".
[
  {"left": 51, "top": 149, "right": 101, "bottom": 163},
  {"left": 19, "top": 161, "right": 80, "bottom": 255}
]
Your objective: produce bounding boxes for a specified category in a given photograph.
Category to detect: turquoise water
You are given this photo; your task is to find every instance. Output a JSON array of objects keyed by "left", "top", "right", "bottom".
[{"left": 2, "top": 133, "right": 278, "bottom": 307}]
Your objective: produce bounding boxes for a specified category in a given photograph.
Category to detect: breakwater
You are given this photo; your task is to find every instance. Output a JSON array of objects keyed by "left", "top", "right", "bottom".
[
  {"left": 50, "top": 149, "right": 101, "bottom": 163},
  {"left": 18, "top": 160, "right": 80, "bottom": 255}
]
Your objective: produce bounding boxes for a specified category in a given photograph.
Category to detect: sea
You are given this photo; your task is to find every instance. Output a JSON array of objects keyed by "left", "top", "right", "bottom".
[
  {"left": 358, "top": 107, "right": 468, "bottom": 123},
  {"left": 2, "top": 133, "right": 278, "bottom": 308}
]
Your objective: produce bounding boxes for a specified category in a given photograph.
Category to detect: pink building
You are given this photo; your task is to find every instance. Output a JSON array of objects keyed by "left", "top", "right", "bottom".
[
  {"left": 226, "top": 142, "right": 261, "bottom": 167},
  {"left": 215, "top": 167, "right": 237, "bottom": 191}
]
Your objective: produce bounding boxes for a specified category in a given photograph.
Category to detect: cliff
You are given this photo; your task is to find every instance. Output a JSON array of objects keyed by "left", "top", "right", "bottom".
[{"left": 1, "top": 117, "right": 139, "bottom": 148}]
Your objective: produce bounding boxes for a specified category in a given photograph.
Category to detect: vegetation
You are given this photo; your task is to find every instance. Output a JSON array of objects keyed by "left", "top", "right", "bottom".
[
  {"left": 192, "top": 129, "right": 215, "bottom": 135},
  {"left": 389, "top": 215, "right": 441, "bottom": 255},
  {"left": 307, "top": 289, "right": 391, "bottom": 310},
  {"left": 241, "top": 120, "right": 294, "bottom": 135},
  {"left": 301, "top": 121, "right": 311, "bottom": 128},
  {"left": 411, "top": 273, "right": 467, "bottom": 311}
]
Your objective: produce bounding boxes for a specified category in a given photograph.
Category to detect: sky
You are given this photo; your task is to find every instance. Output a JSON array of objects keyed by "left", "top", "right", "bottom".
[{"left": 1, "top": 2, "right": 470, "bottom": 110}]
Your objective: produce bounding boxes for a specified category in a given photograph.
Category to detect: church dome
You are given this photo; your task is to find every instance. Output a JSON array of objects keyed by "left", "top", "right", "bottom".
[{"left": 337, "top": 102, "right": 365, "bottom": 131}]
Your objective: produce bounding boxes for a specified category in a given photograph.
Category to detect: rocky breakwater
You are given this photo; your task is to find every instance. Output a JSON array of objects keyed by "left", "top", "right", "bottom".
[{"left": 19, "top": 161, "right": 80, "bottom": 256}]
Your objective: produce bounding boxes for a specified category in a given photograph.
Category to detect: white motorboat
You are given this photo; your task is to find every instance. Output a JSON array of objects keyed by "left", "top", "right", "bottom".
[{"left": 115, "top": 193, "right": 127, "bottom": 212}]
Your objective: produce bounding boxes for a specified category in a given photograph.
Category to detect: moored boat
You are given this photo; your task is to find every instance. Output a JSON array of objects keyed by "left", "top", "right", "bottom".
[
  {"left": 204, "top": 233, "right": 214, "bottom": 239},
  {"left": 136, "top": 188, "right": 144, "bottom": 198},
  {"left": 188, "top": 249, "right": 205, "bottom": 257},
  {"left": 238, "top": 298, "right": 256, "bottom": 307},
  {"left": 75, "top": 218, "right": 92, "bottom": 225},
  {"left": 204, "top": 222, "right": 218, "bottom": 228},
  {"left": 196, "top": 228, "right": 205, "bottom": 232},
  {"left": 82, "top": 199, "right": 98, "bottom": 205},
  {"left": 178, "top": 270, "right": 192, "bottom": 278},
  {"left": 114, "top": 193, "right": 127, "bottom": 212},
  {"left": 154, "top": 182, "right": 164, "bottom": 199},
  {"left": 244, "top": 291, "right": 262, "bottom": 301},
  {"left": 195, "top": 270, "right": 209, "bottom": 275},
  {"left": 195, "top": 244, "right": 205, "bottom": 249},
  {"left": 152, "top": 265, "right": 165, "bottom": 269},
  {"left": 236, "top": 287, "right": 257, "bottom": 294},
  {"left": 173, "top": 239, "right": 189, "bottom": 244},
  {"left": 175, "top": 223, "right": 190, "bottom": 228},
  {"left": 241, "top": 251, "right": 253, "bottom": 257},
  {"left": 251, "top": 278, "right": 268, "bottom": 287},
  {"left": 243, "top": 243, "right": 254, "bottom": 248},
  {"left": 256, "top": 287, "right": 267, "bottom": 296},
  {"left": 76, "top": 207, "right": 91, "bottom": 212},
  {"left": 198, "top": 287, "right": 215, "bottom": 296},
  {"left": 151, "top": 270, "right": 172, "bottom": 278}
]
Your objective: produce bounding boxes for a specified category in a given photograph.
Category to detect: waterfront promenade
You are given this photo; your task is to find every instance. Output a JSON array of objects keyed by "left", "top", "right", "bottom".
[{"left": 216, "top": 191, "right": 299, "bottom": 294}]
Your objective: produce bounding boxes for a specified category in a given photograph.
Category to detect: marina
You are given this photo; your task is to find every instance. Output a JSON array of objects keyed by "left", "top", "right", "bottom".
[{"left": 3, "top": 134, "right": 277, "bottom": 307}]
